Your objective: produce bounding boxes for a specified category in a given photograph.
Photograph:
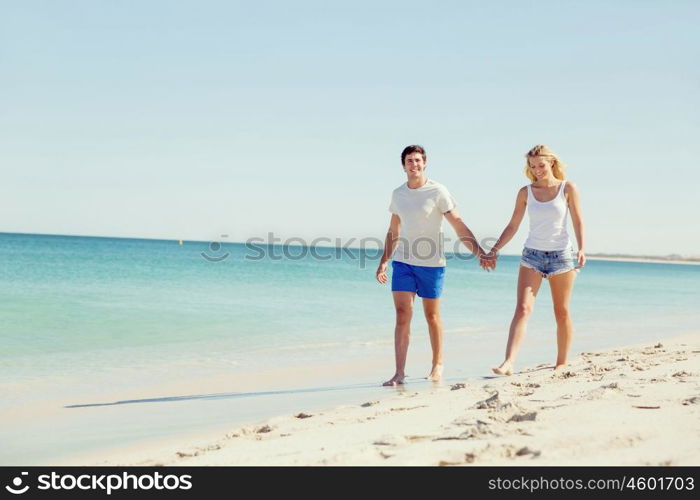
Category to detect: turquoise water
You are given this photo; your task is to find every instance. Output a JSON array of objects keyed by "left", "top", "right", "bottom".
[{"left": 1, "top": 232, "right": 699, "bottom": 464}]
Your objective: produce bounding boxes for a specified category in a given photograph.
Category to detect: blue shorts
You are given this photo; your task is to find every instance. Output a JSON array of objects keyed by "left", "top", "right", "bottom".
[
  {"left": 391, "top": 261, "right": 445, "bottom": 299},
  {"left": 520, "top": 247, "right": 577, "bottom": 278}
]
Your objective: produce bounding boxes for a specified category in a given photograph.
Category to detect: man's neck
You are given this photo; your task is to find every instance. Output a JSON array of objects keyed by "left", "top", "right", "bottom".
[{"left": 407, "top": 176, "right": 428, "bottom": 189}]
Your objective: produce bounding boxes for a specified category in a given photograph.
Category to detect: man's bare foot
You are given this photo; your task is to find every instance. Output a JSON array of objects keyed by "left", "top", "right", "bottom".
[
  {"left": 554, "top": 363, "right": 567, "bottom": 372},
  {"left": 492, "top": 361, "right": 513, "bottom": 376},
  {"left": 382, "top": 374, "right": 405, "bottom": 386},
  {"left": 427, "top": 364, "right": 443, "bottom": 381}
]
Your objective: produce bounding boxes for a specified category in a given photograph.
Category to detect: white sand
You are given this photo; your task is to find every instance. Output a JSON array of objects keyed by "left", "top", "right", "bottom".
[{"left": 70, "top": 332, "right": 700, "bottom": 466}]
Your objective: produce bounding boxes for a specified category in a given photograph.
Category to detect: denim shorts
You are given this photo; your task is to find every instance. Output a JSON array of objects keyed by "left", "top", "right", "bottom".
[
  {"left": 391, "top": 260, "right": 445, "bottom": 299},
  {"left": 520, "top": 247, "right": 577, "bottom": 278}
]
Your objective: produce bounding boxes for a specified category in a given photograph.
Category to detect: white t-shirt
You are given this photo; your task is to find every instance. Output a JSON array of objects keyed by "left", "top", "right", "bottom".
[{"left": 389, "top": 179, "right": 456, "bottom": 267}]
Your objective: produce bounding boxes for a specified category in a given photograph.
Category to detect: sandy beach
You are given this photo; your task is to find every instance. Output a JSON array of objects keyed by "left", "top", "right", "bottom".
[{"left": 67, "top": 332, "right": 700, "bottom": 466}]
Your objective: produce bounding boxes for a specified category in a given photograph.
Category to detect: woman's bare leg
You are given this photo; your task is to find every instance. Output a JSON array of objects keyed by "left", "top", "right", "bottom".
[
  {"left": 493, "top": 266, "right": 543, "bottom": 375},
  {"left": 548, "top": 270, "right": 577, "bottom": 370}
]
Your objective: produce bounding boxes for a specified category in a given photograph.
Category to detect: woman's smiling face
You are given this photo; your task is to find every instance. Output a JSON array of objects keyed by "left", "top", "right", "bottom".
[{"left": 528, "top": 155, "right": 554, "bottom": 180}]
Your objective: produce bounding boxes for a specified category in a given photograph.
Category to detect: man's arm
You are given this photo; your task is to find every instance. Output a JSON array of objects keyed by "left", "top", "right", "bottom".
[
  {"left": 376, "top": 214, "right": 401, "bottom": 284},
  {"left": 443, "top": 208, "right": 485, "bottom": 260}
]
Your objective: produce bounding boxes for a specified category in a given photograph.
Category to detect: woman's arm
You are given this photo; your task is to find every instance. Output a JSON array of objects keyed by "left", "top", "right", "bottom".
[
  {"left": 566, "top": 182, "right": 586, "bottom": 268},
  {"left": 490, "top": 186, "right": 528, "bottom": 253},
  {"left": 479, "top": 187, "right": 527, "bottom": 269}
]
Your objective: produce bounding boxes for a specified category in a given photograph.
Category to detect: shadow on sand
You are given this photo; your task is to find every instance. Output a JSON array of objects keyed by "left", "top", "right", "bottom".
[{"left": 65, "top": 374, "right": 484, "bottom": 409}]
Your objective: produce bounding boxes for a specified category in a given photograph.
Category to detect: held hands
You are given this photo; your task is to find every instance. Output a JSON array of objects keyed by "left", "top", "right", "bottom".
[
  {"left": 479, "top": 249, "right": 498, "bottom": 272},
  {"left": 376, "top": 261, "right": 388, "bottom": 284},
  {"left": 575, "top": 250, "right": 586, "bottom": 270}
]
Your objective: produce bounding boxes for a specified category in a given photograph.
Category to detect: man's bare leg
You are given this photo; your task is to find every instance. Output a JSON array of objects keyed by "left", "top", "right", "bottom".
[
  {"left": 422, "top": 297, "right": 443, "bottom": 381},
  {"left": 383, "top": 291, "right": 415, "bottom": 386}
]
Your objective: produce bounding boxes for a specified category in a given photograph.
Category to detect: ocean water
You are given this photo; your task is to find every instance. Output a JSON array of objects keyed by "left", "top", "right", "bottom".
[{"left": 1, "top": 232, "right": 699, "bottom": 464}]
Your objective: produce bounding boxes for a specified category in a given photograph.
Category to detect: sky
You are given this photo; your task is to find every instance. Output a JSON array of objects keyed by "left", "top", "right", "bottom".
[{"left": 2, "top": 1, "right": 699, "bottom": 256}]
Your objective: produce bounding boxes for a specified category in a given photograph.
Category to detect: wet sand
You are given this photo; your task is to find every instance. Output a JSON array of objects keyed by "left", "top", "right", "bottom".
[{"left": 70, "top": 332, "right": 700, "bottom": 466}]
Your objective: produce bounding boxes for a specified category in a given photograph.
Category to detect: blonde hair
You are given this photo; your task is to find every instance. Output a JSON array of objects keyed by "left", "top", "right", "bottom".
[{"left": 524, "top": 144, "right": 567, "bottom": 181}]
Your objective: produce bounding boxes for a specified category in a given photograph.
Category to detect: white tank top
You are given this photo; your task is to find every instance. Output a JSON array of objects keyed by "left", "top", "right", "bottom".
[{"left": 524, "top": 181, "right": 571, "bottom": 251}]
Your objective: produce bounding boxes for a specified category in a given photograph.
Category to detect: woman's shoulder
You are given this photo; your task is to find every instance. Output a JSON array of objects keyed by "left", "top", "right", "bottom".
[
  {"left": 563, "top": 180, "right": 578, "bottom": 193},
  {"left": 515, "top": 185, "right": 529, "bottom": 203}
]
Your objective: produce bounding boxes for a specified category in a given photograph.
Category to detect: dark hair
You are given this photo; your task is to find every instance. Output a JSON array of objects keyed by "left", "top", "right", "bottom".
[{"left": 401, "top": 145, "right": 427, "bottom": 165}]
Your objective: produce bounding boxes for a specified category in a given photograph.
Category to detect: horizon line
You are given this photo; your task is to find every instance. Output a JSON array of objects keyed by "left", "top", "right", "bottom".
[{"left": 1, "top": 231, "right": 698, "bottom": 261}]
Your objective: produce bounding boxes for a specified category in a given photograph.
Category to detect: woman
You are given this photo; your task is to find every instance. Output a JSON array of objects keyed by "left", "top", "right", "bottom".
[{"left": 483, "top": 144, "right": 585, "bottom": 374}]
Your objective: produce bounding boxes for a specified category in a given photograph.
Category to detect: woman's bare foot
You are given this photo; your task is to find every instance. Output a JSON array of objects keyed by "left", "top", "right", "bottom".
[
  {"left": 383, "top": 373, "right": 406, "bottom": 386},
  {"left": 492, "top": 361, "right": 513, "bottom": 376},
  {"left": 427, "top": 364, "right": 443, "bottom": 381},
  {"left": 554, "top": 363, "right": 567, "bottom": 372}
]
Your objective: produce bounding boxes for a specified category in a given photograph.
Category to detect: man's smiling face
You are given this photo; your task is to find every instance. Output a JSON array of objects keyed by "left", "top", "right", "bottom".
[{"left": 403, "top": 152, "right": 426, "bottom": 178}]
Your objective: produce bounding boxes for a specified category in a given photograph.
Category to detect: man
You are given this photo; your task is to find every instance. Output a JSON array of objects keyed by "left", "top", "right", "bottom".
[{"left": 376, "top": 145, "right": 491, "bottom": 386}]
